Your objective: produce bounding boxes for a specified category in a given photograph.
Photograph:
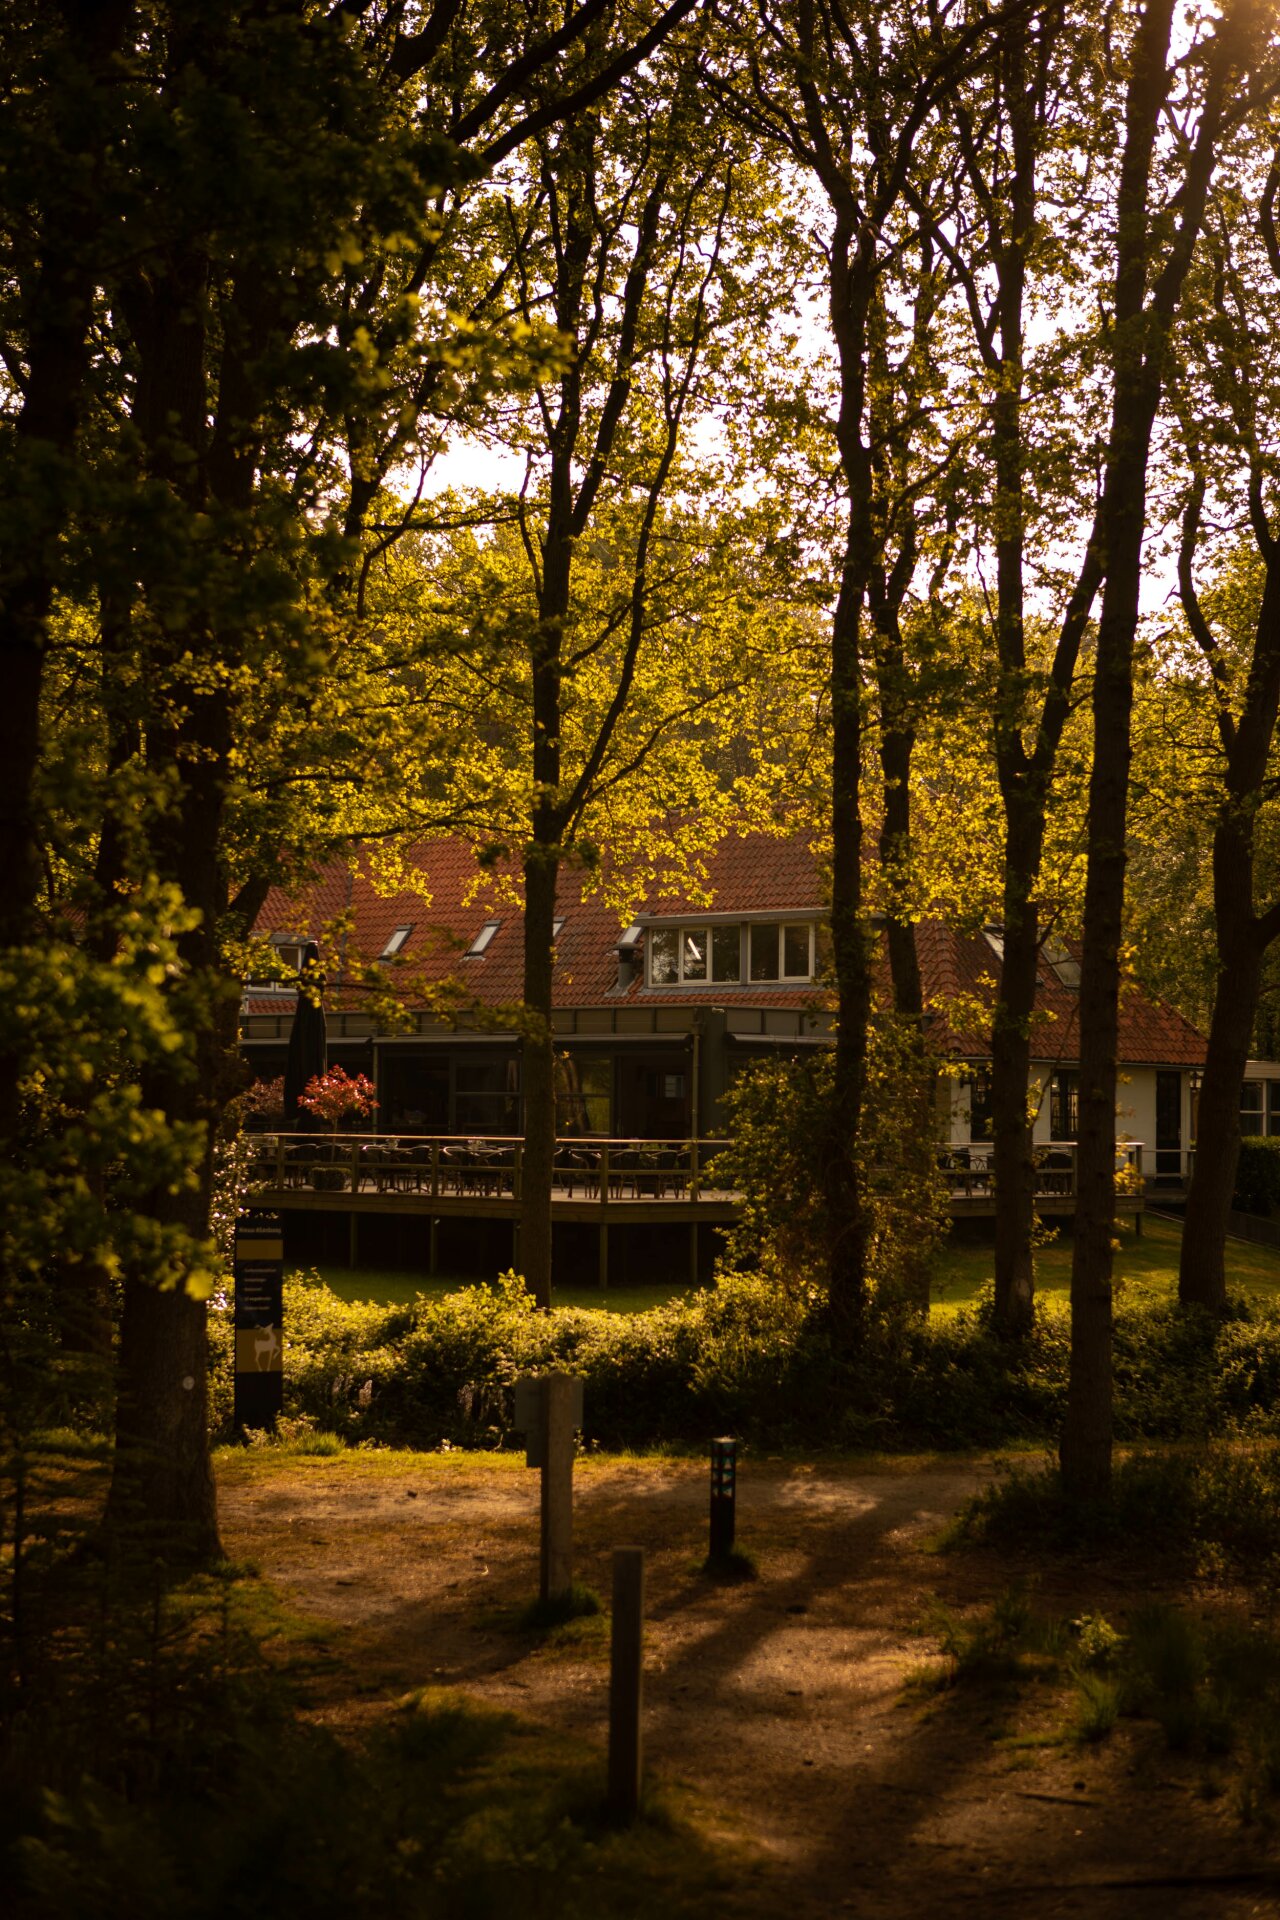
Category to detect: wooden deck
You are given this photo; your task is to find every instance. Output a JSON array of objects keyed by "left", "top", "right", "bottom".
[{"left": 244, "top": 1134, "right": 1150, "bottom": 1229}]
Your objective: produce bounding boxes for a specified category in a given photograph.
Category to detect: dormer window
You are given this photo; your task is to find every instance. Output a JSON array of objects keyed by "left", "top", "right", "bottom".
[
  {"left": 466, "top": 919, "right": 500, "bottom": 957},
  {"left": 379, "top": 925, "right": 413, "bottom": 960},
  {"left": 245, "top": 935, "right": 306, "bottom": 991},
  {"left": 1041, "top": 932, "right": 1081, "bottom": 989},
  {"left": 749, "top": 921, "right": 813, "bottom": 982},
  {"left": 646, "top": 919, "right": 813, "bottom": 987}
]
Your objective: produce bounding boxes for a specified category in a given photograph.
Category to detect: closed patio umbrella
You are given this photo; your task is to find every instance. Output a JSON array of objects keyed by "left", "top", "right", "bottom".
[{"left": 283, "top": 941, "right": 327, "bottom": 1127}]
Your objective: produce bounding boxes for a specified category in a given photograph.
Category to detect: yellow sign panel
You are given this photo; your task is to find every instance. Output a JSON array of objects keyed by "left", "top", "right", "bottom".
[{"left": 237, "top": 1236, "right": 284, "bottom": 1262}]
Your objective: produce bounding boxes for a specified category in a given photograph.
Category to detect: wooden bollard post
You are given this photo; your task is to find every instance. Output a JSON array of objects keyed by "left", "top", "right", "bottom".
[
  {"left": 514, "top": 1372, "right": 584, "bottom": 1606},
  {"left": 540, "top": 1373, "right": 577, "bottom": 1604},
  {"left": 608, "top": 1546, "right": 645, "bottom": 1822}
]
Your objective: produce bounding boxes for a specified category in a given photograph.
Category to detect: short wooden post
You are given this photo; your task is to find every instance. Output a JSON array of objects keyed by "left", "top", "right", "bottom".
[
  {"left": 540, "top": 1373, "right": 577, "bottom": 1604},
  {"left": 428, "top": 1215, "right": 438, "bottom": 1275},
  {"left": 599, "top": 1221, "right": 609, "bottom": 1291},
  {"left": 608, "top": 1546, "right": 645, "bottom": 1822},
  {"left": 348, "top": 1210, "right": 358, "bottom": 1269}
]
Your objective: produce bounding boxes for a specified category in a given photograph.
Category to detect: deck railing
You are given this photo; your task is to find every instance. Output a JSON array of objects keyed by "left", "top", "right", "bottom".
[
  {"left": 244, "top": 1132, "right": 1156, "bottom": 1211},
  {"left": 245, "top": 1132, "right": 731, "bottom": 1206},
  {"left": 939, "top": 1140, "right": 1146, "bottom": 1200}
]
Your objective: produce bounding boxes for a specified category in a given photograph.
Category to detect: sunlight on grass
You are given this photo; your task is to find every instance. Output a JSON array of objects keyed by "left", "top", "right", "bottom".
[
  {"left": 929, "top": 1212, "right": 1280, "bottom": 1315},
  {"left": 316, "top": 1264, "right": 689, "bottom": 1315}
]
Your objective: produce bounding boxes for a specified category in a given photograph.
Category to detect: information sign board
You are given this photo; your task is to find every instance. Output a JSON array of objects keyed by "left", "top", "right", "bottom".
[{"left": 234, "top": 1209, "right": 284, "bottom": 1437}]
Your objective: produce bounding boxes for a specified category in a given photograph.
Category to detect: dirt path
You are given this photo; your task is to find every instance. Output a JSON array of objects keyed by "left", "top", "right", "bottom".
[{"left": 219, "top": 1453, "right": 1280, "bottom": 1918}]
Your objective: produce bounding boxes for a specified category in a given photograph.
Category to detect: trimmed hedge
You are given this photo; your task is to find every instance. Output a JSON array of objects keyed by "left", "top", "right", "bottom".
[
  {"left": 1233, "top": 1136, "right": 1280, "bottom": 1217},
  {"left": 210, "top": 1270, "right": 1280, "bottom": 1454}
]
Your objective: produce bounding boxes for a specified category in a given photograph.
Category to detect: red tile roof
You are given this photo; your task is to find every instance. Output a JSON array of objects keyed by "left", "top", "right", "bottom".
[
  {"left": 914, "top": 923, "right": 1206, "bottom": 1069},
  {"left": 250, "top": 834, "right": 1206, "bottom": 1064}
]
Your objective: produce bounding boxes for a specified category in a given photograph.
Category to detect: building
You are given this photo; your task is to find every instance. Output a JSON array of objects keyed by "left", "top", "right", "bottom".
[{"left": 240, "top": 831, "right": 1207, "bottom": 1274}]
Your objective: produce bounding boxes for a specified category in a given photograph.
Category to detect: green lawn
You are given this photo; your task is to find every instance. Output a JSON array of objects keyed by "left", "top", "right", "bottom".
[
  {"left": 314, "top": 1264, "right": 683, "bottom": 1314},
  {"left": 312, "top": 1212, "right": 1280, "bottom": 1317},
  {"left": 930, "top": 1210, "right": 1280, "bottom": 1314}
]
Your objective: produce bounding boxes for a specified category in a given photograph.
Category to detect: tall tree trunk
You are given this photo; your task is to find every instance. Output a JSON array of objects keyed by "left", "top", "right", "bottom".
[
  {"left": 103, "top": 246, "right": 225, "bottom": 1561},
  {"left": 990, "top": 799, "right": 1044, "bottom": 1335},
  {"left": 521, "top": 839, "right": 559, "bottom": 1311},
  {"left": 1063, "top": 0, "right": 1234, "bottom": 1503},
  {"left": 825, "top": 525, "right": 873, "bottom": 1338},
  {"left": 1178, "top": 512, "right": 1280, "bottom": 1307}
]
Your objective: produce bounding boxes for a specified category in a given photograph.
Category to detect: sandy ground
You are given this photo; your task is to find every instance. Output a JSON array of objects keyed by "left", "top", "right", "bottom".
[{"left": 218, "top": 1452, "right": 1280, "bottom": 1918}]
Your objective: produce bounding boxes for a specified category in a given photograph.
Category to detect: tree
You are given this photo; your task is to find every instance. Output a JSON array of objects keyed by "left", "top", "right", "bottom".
[
  {"left": 924, "top": 3, "right": 1112, "bottom": 1336},
  {"left": 709, "top": 0, "right": 1019, "bottom": 1340},
  {"left": 1166, "top": 141, "right": 1280, "bottom": 1307},
  {"left": 1062, "top": 0, "right": 1262, "bottom": 1500}
]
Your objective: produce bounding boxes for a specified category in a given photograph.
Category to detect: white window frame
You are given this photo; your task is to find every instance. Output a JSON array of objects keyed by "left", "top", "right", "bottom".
[
  {"left": 647, "top": 920, "right": 813, "bottom": 987},
  {"left": 379, "top": 925, "right": 413, "bottom": 960},
  {"left": 246, "top": 935, "right": 306, "bottom": 993},
  {"left": 465, "top": 919, "right": 500, "bottom": 957}
]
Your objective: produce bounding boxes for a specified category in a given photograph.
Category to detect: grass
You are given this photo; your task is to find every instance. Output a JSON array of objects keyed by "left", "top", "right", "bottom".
[
  {"left": 315, "top": 1213, "right": 1280, "bottom": 1317},
  {"left": 929, "top": 1211, "right": 1280, "bottom": 1315},
  {"left": 315, "top": 1264, "right": 690, "bottom": 1315}
]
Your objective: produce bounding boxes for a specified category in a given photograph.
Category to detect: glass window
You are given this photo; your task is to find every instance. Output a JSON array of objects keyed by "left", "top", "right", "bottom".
[
  {"left": 782, "top": 923, "right": 811, "bottom": 978},
  {"left": 1267, "top": 1083, "right": 1280, "bottom": 1138},
  {"left": 555, "top": 1054, "right": 611, "bottom": 1134},
  {"left": 466, "top": 920, "right": 500, "bottom": 957},
  {"left": 712, "top": 924, "right": 741, "bottom": 981},
  {"left": 968, "top": 1072, "right": 993, "bottom": 1143},
  {"left": 682, "top": 929, "right": 707, "bottom": 981},
  {"left": 453, "top": 1055, "right": 519, "bottom": 1134},
  {"left": 749, "top": 924, "right": 779, "bottom": 981},
  {"left": 1051, "top": 1069, "right": 1079, "bottom": 1141},
  {"left": 1242, "top": 1081, "right": 1265, "bottom": 1133},
  {"left": 648, "top": 927, "right": 679, "bottom": 984},
  {"left": 380, "top": 925, "right": 412, "bottom": 959}
]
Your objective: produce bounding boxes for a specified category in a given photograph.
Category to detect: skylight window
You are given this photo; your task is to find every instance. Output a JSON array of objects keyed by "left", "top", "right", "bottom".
[
  {"left": 553, "top": 918, "right": 565, "bottom": 938},
  {"left": 617, "top": 924, "right": 643, "bottom": 950},
  {"left": 1041, "top": 933, "right": 1081, "bottom": 988},
  {"left": 983, "top": 927, "right": 1005, "bottom": 962},
  {"left": 466, "top": 919, "right": 500, "bottom": 957},
  {"left": 380, "top": 925, "right": 413, "bottom": 960}
]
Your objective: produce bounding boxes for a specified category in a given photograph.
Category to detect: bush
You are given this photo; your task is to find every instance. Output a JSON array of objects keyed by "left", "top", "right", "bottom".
[
  {"left": 1232, "top": 1137, "right": 1280, "bottom": 1216},
  {"left": 210, "top": 1270, "right": 1280, "bottom": 1455}
]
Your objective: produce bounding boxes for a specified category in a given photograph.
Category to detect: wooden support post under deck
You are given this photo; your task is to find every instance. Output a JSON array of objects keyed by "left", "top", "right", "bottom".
[
  {"left": 348, "top": 1210, "right": 358, "bottom": 1269},
  {"left": 428, "top": 1215, "right": 438, "bottom": 1275},
  {"left": 599, "top": 1222, "right": 609, "bottom": 1291}
]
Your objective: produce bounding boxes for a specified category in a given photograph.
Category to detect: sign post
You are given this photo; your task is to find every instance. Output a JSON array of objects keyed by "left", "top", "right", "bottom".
[
  {"left": 513, "top": 1372, "right": 584, "bottom": 1603},
  {"left": 234, "top": 1210, "right": 284, "bottom": 1439}
]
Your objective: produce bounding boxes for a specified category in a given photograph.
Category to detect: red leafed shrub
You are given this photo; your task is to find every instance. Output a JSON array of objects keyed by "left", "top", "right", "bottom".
[
  {"left": 298, "top": 1067, "right": 379, "bottom": 1129},
  {"left": 242, "top": 1075, "right": 286, "bottom": 1121}
]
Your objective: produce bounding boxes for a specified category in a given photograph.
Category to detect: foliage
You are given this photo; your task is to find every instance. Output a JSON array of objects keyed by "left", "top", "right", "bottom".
[
  {"left": 297, "top": 1069, "right": 379, "bottom": 1131},
  {"left": 1232, "top": 1138, "right": 1280, "bottom": 1218},
  {"left": 240, "top": 1078, "right": 285, "bottom": 1124},
  {"left": 208, "top": 1270, "right": 1280, "bottom": 1456},
  {"left": 713, "top": 1025, "right": 948, "bottom": 1326}
]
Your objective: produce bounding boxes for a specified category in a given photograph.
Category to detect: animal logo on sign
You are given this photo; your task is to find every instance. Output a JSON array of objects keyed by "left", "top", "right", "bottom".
[{"left": 253, "top": 1326, "right": 281, "bottom": 1371}]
